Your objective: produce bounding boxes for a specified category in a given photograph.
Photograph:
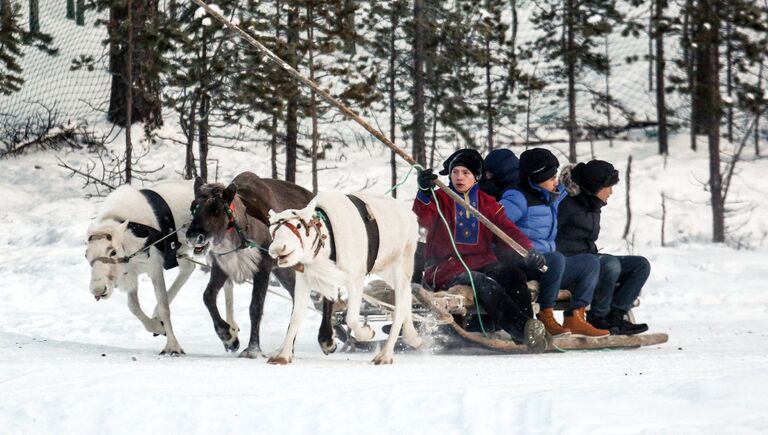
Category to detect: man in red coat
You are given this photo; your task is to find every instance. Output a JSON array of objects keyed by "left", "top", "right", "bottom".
[{"left": 413, "top": 149, "right": 547, "bottom": 352}]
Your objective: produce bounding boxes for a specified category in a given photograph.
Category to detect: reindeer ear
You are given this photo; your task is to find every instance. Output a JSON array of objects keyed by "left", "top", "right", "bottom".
[
  {"left": 194, "top": 177, "right": 204, "bottom": 195},
  {"left": 302, "top": 199, "right": 318, "bottom": 220},
  {"left": 223, "top": 183, "right": 238, "bottom": 204}
]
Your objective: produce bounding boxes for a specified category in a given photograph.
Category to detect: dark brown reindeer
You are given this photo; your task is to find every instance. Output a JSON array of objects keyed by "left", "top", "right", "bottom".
[{"left": 185, "top": 171, "right": 335, "bottom": 358}]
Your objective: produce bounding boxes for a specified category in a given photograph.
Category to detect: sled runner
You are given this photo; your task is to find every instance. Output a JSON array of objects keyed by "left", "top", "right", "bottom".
[{"left": 331, "top": 280, "right": 668, "bottom": 354}]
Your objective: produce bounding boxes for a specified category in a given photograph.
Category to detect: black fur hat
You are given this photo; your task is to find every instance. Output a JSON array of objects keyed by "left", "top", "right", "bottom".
[
  {"left": 439, "top": 149, "right": 484, "bottom": 180},
  {"left": 572, "top": 160, "right": 619, "bottom": 194}
]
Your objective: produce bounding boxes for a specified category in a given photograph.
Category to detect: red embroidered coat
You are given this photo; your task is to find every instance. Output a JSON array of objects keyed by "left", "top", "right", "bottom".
[{"left": 412, "top": 183, "right": 533, "bottom": 289}]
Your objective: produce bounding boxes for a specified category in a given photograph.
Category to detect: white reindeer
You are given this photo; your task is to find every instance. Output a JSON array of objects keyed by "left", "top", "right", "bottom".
[
  {"left": 85, "top": 180, "right": 236, "bottom": 355},
  {"left": 267, "top": 191, "right": 422, "bottom": 365}
]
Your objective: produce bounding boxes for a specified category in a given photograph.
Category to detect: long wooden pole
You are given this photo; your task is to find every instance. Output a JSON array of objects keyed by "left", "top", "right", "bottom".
[{"left": 190, "top": 0, "right": 539, "bottom": 268}]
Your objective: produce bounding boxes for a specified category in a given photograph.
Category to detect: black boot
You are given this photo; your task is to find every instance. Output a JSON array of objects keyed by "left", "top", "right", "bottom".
[
  {"left": 607, "top": 309, "right": 648, "bottom": 335},
  {"left": 586, "top": 312, "right": 619, "bottom": 335}
]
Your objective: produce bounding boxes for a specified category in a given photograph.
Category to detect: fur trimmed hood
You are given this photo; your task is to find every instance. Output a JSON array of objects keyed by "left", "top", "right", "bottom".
[{"left": 559, "top": 164, "right": 581, "bottom": 197}]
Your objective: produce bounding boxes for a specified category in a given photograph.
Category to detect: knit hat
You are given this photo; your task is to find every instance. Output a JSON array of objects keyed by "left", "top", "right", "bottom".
[
  {"left": 519, "top": 148, "right": 559, "bottom": 184},
  {"left": 439, "top": 149, "right": 484, "bottom": 180},
  {"left": 571, "top": 160, "right": 619, "bottom": 194}
]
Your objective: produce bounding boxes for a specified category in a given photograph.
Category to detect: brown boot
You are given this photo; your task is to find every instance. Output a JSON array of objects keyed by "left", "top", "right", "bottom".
[
  {"left": 563, "top": 307, "right": 610, "bottom": 337},
  {"left": 536, "top": 308, "right": 571, "bottom": 337}
]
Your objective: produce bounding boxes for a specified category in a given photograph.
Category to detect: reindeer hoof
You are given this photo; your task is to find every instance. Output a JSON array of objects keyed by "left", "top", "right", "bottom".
[
  {"left": 319, "top": 339, "right": 337, "bottom": 355},
  {"left": 239, "top": 348, "right": 262, "bottom": 359},
  {"left": 222, "top": 337, "right": 240, "bottom": 353},
  {"left": 160, "top": 348, "right": 185, "bottom": 357},
  {"left": 267, "top": 356, "right": 291, "bottom": 365},
  {"left": 372, "top": 354, "right": 393, "bottom": 365}
]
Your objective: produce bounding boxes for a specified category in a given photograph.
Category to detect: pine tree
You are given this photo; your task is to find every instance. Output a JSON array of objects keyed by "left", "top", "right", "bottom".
[
  {"left": 529, "top": 0, "right": 624, "bottom": 162},
  {"left": 0, "top": 0, "right": 57, "bottom": 97},
  {"left": 89, "top": 0, "right": 164, "bottom": 129},
  {"left": 363, "top": 0, "right": 410, "bottom": 195},
  {"left": 0, "top": 0, "right": 24, "bottom": 96}
]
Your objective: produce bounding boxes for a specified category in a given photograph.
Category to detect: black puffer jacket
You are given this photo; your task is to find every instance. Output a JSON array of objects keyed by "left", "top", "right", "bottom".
[{"left": 556, "top": 165, "right": 606, "bottom": 256}]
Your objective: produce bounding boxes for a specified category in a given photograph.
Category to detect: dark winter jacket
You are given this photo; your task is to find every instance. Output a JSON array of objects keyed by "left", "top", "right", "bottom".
[
  {"left": 556, "top": 165, "right": 606, "bottom": 256},
  {"left": 412, "top": 183, "right": 532, "bottom": 289},
  {"left": 480, "top": 149, "right": 520, "bottom": 200}
]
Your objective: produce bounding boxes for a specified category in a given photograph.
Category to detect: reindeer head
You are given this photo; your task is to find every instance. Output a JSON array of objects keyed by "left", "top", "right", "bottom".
[
  {"left": 85, "top": 220, "right": 143, "bottom": 301},
  {"left": 267, "top": 200, "right": 321, "bottom": 268},
  {"left": 185, "top": 177, "right": 238, "bottom": 256}
]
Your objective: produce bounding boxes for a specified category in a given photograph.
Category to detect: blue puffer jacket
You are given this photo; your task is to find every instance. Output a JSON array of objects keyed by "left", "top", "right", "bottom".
[{"left": 500, "top": 179, "right": 566, "bottom": 253}]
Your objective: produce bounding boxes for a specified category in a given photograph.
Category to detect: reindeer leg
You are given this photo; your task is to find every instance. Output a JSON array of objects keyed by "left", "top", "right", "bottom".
[
  {"left": 345, "top": 276, "right": 375, "bottom": 342},
  {"left": 151, "top": 257, "right": 194, "bottom": 321},
  {"left": 149, "top": 265, "right": 184, "bottom": 356},
  {"left": 124, "top": 274, "right": 164, "bottom": 335},
  {"left": 274, "top": 267, "right": 336, "bottom": 355},
  {"left": 204, "top": 262, "right": 239, "bottom": 352},
  {"left": 223, "top": 279, "right": 239, "bottom": 337},
  {"left": 268, "top": 272, "right": 310, "bottom": 365},
  {"left": 240, "top": 256, "right": 271, "bottom": 359}
]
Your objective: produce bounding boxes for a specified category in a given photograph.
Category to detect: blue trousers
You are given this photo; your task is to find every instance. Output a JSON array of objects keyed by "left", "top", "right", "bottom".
[
  {"left": 525, "top": 252, "right": 599, "bottom": 310},
  {"left": 590, "top": 254, "right": 651, "bottom": 317}
]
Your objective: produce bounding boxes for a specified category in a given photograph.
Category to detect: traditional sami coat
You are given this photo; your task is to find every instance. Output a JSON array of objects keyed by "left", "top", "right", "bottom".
[{"left": 412, "top": 183, "right": 532, "bottom": 289}]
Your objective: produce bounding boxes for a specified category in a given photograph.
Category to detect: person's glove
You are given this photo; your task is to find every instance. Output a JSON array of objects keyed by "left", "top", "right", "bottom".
[
  {"left": 525, "top": 249, "right": 546, "bottom": 270},
  {"left": 417, "top": 168, "right": 438, "bottom": 191}
]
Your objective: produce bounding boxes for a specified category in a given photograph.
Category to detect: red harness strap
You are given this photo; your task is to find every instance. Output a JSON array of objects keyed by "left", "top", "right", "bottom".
[{"left": 271, "top": 220, "right": 305, "bottom": 250}]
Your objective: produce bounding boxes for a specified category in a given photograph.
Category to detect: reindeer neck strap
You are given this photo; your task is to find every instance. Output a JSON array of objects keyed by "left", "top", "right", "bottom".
[{"left": 314, "top": 208, "right": 336, "bottom": 262}]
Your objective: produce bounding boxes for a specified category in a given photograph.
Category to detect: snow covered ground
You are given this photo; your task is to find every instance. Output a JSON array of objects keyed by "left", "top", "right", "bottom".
[{"left": 1, "top": 133, "right": 768, "bottom": 434}]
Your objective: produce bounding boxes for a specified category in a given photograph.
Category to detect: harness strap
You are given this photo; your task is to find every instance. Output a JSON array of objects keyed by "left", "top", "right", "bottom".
[
  {"left": 140, "top": 189, "right": 180, "bottom": 270},
  {"left": 315, "top": 208, "right": 336, "bottom": 262},
  {"left": 346, "top": 195, "right": 379, "bottom": 274}
]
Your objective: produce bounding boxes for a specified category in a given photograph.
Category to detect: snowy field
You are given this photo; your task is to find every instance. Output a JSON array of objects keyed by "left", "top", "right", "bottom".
[{"left": 1, "top": 133, "right": 768, "bottom": 434}]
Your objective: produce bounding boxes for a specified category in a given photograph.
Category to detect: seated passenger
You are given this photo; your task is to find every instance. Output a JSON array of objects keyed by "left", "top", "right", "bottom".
[
  {"left": 488, "top": 147, "right": 608, "bottom": 338},
  {"left": 557, "top": 160, "right": 650, "bottom": 335},
  {"left": 413, "top": 148, "right": 547, "bottom": 352}
]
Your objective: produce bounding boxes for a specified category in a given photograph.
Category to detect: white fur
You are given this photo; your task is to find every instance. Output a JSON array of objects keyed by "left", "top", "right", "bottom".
[
  {"left": 267, "top": 191, "right": 422, "bottom": 365},
  {"left": 85, "top": 180, "right": 235, "bottom": 355}
]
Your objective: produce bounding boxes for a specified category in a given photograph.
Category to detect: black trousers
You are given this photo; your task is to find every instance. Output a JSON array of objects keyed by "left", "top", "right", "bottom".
[{"left": 447, "top": 261, "right": 533, "bottom": 343}]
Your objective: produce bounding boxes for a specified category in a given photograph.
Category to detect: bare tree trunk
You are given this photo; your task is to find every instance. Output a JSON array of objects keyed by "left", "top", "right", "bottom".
[
  {"left": 429, "top": 103, "right": 438, "bottom": 169},
  {"left": 28, "top": 0, "right": 39, "bottom": 33},
  {"left": 683, "top": 0, "right": 696, "bottom": 151},
  {"left": 198, "top": 93, "right": 209, "bottom": 182},
  {"left": 389, "top": 6, "right": 399, "bottom": 197},
  {"left": 660, "top": 192, "right": 666, "bottom": 247},
  {"left": 485, "top": 38, "right": 494, "bottom": 151},
  {"left": 125, "top": 0, "right": 132, "bottom": 184},
  {"left": 757, "top": 60, "right": 764, "bottom": 157},
  {"left": 76, "top": 0, "right": 84, "bottom": 25},
  {"left": 412, "top": 0, "right": 427, "bottom": 166},
  {"left": 726, "top": 12, "right": 733, "bottom": 143},
  {"left": 622, "top": 155, "right": 632, "bottom": 240},
  {"left": 655, "top": 0, "right": 668, "bottom": 155},
  {"left": 604, "top": 34, "right": 613, "bottom": 148},
  {"left": 699, "top": 0, "right": 724, "bottom": 242},
  {"left": 183, "top": 98, "right": 197, "bottom": 179},
  {"left": 307, "top": 4, "right": 318, "bottom": 194},
  {"left": 648, "top": 0, "right": 654, "bottom": 92},
  {"left": 271, "top": 0, "right": 281, "bottom": 180},
  {"left": 198, "top": 27, "right": 209, "bottom": 182},
  {"left": 271, "top": 114, "right": 278, "bottom": 179},
  {"left": 566, "top": 0, "right": 577, "bottom": 162},
  {"left": 285, "top": 7, "right": 299, "bottom": 183}
]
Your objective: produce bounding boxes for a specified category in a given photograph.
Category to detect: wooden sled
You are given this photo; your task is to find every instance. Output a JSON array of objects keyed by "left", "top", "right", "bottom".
[{"left": 332, "top": 280, "right": 668, "bottom": 354}]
